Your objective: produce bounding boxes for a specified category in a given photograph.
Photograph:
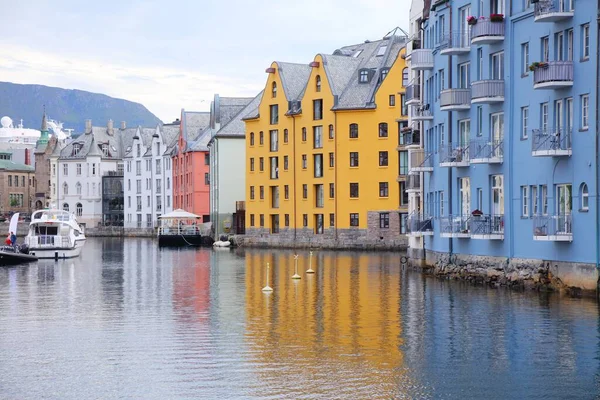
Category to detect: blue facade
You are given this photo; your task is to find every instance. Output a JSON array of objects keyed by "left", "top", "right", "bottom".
[{"left": 416, "top": 0, "right": 598, "bottom": 264}]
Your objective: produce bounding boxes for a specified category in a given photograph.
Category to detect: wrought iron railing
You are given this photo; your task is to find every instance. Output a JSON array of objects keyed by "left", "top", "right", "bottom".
[
  {"left": 437, "top": 31, "right": 471, "bottom": 49},
  {"left": 406, "top": 212, "right": 434, "bottom": 234},
  {"left": 471, "top": 214, "right": 504, "bottom": 235},
  {"left": 439, "top": 143, "right": 470, "bottom": 164},
  {"left": 410, "top": 149, "right": 433, "bottom": 170},
  {"left": 534, "top": 0, "right": 573, "bottom": 17},
  {"left": 533, "top": 214, "right": 572, "bottom": 238},
  {"left": 440, "top": 215, "right": 471, "bottom": 235},
  {"left": 412, "top": 104, "right": 433, "bottom": 118},
  {"left": 533, "top": 61, "right": 573, "bottom": 85},
  {"left": 470, "top": 139, "right": 503, "bottom": 160},
  {"left": 531, "top": 128, "right": 572, "bottom": 153}
]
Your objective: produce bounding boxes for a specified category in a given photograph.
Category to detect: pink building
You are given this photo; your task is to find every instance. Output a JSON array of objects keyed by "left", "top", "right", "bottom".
[{"left": 172, "top": 109, "right": 211, "bottom": 221}]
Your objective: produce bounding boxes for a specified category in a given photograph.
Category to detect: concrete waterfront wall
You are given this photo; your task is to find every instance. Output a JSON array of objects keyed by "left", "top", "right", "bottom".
[
  {"left": 413, "top": 250, "right": 599, "bottom": 296},
  {"left": 0, "top": 222, "right": 28, "bottom": 237}
]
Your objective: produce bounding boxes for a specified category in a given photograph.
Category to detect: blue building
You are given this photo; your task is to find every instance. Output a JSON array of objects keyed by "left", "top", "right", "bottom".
[{"left": 405, "top": 0, "right": 598, "bottom": 286}]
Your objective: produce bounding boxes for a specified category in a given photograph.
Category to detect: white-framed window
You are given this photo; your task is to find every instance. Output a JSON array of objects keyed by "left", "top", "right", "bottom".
[
  {"left": 582, "top": 24, "right": 590, "bottom": 60},
  {"left": 440, "top": 191, "right": 445, "bottom": 217},
  {"left": 476, "top": 188, "right": 483, "bottom": 211},
  {"left": 521, "top": 107, "right": 529, "bottom": 139},
  {"left": 567, "top": 29, "right": 573, "bottom": 61},
  {"left": 541, "top": 36, "right": 549, "bottom": 62},
  {"left": 541, "top": 185, "right": 548, "bottom": 215},
  {"left": 491, "top": 51, "right": 504, "bottom": 80},
  {"left": 76, "top": 182, "right": 81, "bottom": 195},
  {"left": 581, "top": 94, "right": 589, "bottom": 129},
  {"left": 76, "top": 203, "right": 83, "bottom": 217},
  {"left": 581, "top": 183, "right": 589, "bottom": 210},
  {"left": 541, "top": 102, "right": 549, "bottom": 132},
  {"left": 76, "top": 163, "right": 81, "bottom": 176},
  {"left": 531, "top": 185, "right": 538, "bottom": 215},
  {"left": 63, "top": 164, "right": 68, "bottom": 176},
  {"left": 477, "top": 107, "right": 483, "bottom": 136},
  {"left": 458, "top": 62, "right": 470, "bottom": 88},
  {"left": 522, "top": 42, "right": 529, "bottom": 75},
  {"left": 555, "top": 32, "right": 564, "bottom": 61},
  {"left": 477, "top": 48, "right": 483, "bottom": 80},
  {"left": 521, "top": 186, "right": 529, "bottom": 216}
]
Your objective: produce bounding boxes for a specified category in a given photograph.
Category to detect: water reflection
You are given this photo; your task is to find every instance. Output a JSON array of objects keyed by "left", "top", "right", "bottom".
[{"left": 0, "top": 239, "right": 598, "bottom": 400}]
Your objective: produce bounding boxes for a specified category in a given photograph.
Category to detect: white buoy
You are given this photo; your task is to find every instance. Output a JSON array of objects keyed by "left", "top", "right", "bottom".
[
  {"left": 262, "top": 262, "right": 273, "bottom": 292},
  {"left": 306, "top": 250, "right": 315, "bottom": 274},
  {"left": 292, "top": 255, "right": 301, "bottom": 279}
]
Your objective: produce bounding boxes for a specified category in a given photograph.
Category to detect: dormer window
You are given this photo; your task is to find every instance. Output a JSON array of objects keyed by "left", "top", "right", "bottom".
[
  {"left": 380, "top": 68, "right": 389, "bottom": 82},
  {"left": 101, "top": 144, "right": 109, "bottom": 157},
  {"left": 272, "top": 82, "right": 277, "bottom": 98},
  {"left": 353, "top": 50, "right": 363, "bottom": 58},
  {"left": 316, "top": 75, "right": 321, "bottom": 92},
  {"left": 377, "top": 45, "right": 388, "bottom": 56},
  {"left": 72, "top": 143, "right": 82, "bottom": 156},
  {"left": 359, "top": 70, "right": 370, "bottom": 83},
  {"left": 136, "top": 144, "right": 141, "bottom": 157}
]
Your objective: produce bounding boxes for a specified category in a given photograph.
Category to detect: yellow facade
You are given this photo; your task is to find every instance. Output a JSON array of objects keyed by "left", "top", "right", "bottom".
[{"left": 245, "top": 43, "right": 408, "bottom": 237}]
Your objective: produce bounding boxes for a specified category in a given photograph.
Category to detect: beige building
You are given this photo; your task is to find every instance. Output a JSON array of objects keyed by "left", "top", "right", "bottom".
[
  {"left": 0, "top": 152, "right": 35, "bottom": 215},
  {"left": 33, "top": 113, "right": 62, "bottom": 210}
]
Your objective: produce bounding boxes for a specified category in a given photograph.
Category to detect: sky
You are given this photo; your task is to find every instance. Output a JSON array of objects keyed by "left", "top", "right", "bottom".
[{"left": 0, "top": 0, "right": 411, "bottom": 123}]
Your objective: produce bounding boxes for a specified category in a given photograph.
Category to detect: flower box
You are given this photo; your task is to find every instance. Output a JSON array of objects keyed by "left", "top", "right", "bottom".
[
  {"left": 471, "top": 209, "right": 483, "bottom": 217},
  {"left": 467, "top": 16, "right": 478, "bottom": 25},
  {"left": 528, "top": 61, "right": 549, "bottom": 71},
  {"left": 490, "top": 13, "right": 504, "bottom": 22}
]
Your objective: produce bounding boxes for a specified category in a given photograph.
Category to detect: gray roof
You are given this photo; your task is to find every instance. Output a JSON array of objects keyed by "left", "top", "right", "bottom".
[
  {"left": 59, "top": 125, "right": 139, "bottom": 160},
  {"left": 188, "top": 127, "right": 213, "bottom": 151},
  {"left": 182, "top": 111, "right": 210, "bottom": 143},
  {"left": 276, "top": 62, "right": 312, "bottom": 101},
  {"left": 212, "top": 91, "right": 264, "bottom": 140}
]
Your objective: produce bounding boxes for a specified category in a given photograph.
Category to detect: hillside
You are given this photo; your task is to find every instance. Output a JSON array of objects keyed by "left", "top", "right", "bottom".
[{"left": 0, "top": 82, "right": 162, "bottom": 134}]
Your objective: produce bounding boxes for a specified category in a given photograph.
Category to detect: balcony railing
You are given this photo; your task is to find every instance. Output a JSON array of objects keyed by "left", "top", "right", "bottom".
[
  {"left": 471, "top": 80, "right": 504, "bottom": 103},
  {"left": 440, "top": 88, "right": 471, "bottom": 111},
  {"left": 471, "top": 214, "right": 504, "bottom": 239},
  {"left": 471, "top": 19, "right": 505, "bottom": 44},
  {"left": 440, "top": 215, "right": 471, "bottom": 237},
  {"left": 533, "top": 214, "right": 572, "bottom": 241},
  {"left": 469, "top": 139, "right": 503, "bottom": 163},
  {"left": 412, "top": 104, "right": 433, "bottom": 120},
  {"left": 406, "top": 212, "right": 434, "bottom": 236},
  {"left": 531, "top": 128, "right": 572, "bottom": 156},
  {"left": 534, "top": 0, "right": 574, "bottom": 21},
  {"left": 410, "top": 49, "right": 434, "bottom": 70},
  {"left": 406, "top": 174, "right": 420, "bottom": 191},
  {"left": 439, "top": 143, "right": 470, "bottom": 167},
  {"left": 533, "top": 61, "right": 573, "bottom": 89},
  {"left": 438, "top": 31, "right": 471, "bottom": 54},
  {"left": 405, "top": 84, "right": 421, "bottom": 104},
  {"left": 409, "top": 149, "right": 434, "bottom": 172}
]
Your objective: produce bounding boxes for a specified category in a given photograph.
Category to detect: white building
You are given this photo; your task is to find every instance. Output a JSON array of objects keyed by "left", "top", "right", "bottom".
[
  {"left": 207, "top": 94, "right": 260, "bottom": 238},
  {"left": 123, "top": 122, "right": 179, "bottom": 229},
  {"left": 55, "top": 119, "right": 137, "bottom": 228}
]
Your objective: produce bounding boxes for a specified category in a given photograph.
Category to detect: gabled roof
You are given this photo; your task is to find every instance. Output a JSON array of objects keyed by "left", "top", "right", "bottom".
[
  {"left": 188, "top": 127, "right": 213, "bottom": 152},
  {"left": 182, "top": 111, "right": 210, "bottom": 143},
  {"left": 275, "top": 62, "right": 312, "bottom": 101},
  {"left": 59, "top": 124, "right": 139, "bottom": 160},
  {"left": 213, "top": 91, "right": 263, "bottom": 139}
]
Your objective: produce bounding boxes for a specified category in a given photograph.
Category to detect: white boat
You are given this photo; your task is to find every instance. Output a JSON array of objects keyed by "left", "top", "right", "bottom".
[{"left": 24, "top": 210, "right": 86, "bottom": 259}]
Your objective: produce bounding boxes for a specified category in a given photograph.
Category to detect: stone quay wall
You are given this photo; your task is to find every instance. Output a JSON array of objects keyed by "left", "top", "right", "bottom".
[{"left": 409, "top": 250, "right": 599, "bottom": 296}]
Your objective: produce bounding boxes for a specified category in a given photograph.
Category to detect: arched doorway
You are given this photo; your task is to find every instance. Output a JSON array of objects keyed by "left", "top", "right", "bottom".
[{"left": 35, "top": 200, "right": 43, "bottom": 210}]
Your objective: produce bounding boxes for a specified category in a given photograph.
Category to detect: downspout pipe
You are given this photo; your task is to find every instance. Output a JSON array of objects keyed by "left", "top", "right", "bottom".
[
  {"left": 292, "top": 115, "right": 297, "bottom": 241},
  {"left": 596, "top": 8, "right": 600, "bottom": 275}
]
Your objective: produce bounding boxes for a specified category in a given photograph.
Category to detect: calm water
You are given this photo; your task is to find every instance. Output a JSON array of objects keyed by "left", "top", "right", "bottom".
[{"left": 1, "top": 238, "right": 599, "bottom": 400}]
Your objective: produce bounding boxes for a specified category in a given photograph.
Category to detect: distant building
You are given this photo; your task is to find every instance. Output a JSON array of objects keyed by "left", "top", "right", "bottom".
[
  {"left": 33, "top": 112, "right": 64, "bottom": 210},
  {"left": 0, "top": 151, "right": 35, "bottom": 215},
  {"left": 102, "top": 172, "right": 124, "bottom": 226},
  {"left": 172, "top": 110, "right": 211, "bottom": 221},
  {"left": 207, "top": 94, "right": 258, "bottom": 238}
]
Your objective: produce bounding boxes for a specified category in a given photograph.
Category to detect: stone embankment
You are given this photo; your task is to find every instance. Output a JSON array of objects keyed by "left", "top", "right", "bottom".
[
  {"left": 415, "top": 251, "right": 599, "bottom": 296},
  {"left": 232, "top": 234, "right": 408, "bottom": 251}
]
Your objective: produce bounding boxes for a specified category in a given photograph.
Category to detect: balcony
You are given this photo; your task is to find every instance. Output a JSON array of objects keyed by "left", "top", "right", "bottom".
[
  {"left": 440, "top": 89, "right": 471, "bottom": 111},
  {"left": 440, "top": 215, "right": 471, "bottom": 238},
  {"left": 534, "top": 0, "right": 574, "bottom": 22},
  {"left": 412, "top": 104, "right": 433, "bottom": 121},
  {"left": 531, "top": 128, "right": 572, "bottom": 157},
  {"left": 409, "top": 149, "right": 434, "bottom": 172},
  {"left": 532, "top": 61, "right": 573, "bottom": 90},
  {"left": 471, "top": 214, "right": 504, "bottom": 240},
  {"left": 469, "top": 139, "right": 503, "bottom": 164},
  {"left": 533, "top": 215, "right": 572, "bottom": 241},
  {"left": 471, "top": 80, "right": 504, "bottom": 104},
  {"left": 400, "top": 128, "right": 421, "bottom": 148},
  {"left": 405, "top": 84, "right": 421, "bottom": 105},
  {"left": 439, "top": 143, "right": 470, "bottom": 167},
  {"left": 406, "top": 213, "right": 434, "bottom": 236},
  {"left": 409, "top": 49, "right": 434, "bottom": 70},
  {"left": 470, "top": 19, "right": 505, "bottom": 45},
  {"left": 438, "top": 31, "right": 471, "bottom": 55},
  {"left": 405, "top": 36, "right": 422, "bottom": 61},
  {"left": 406, "top": 174, "right": 421, "bottom": 193}
]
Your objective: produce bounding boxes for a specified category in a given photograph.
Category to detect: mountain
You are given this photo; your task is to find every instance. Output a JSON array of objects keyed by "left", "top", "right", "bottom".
[{"left": 0, "top": 82, "right": 163, "bottom": 135}]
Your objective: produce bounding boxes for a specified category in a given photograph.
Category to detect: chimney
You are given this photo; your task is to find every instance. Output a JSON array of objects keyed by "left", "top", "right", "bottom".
[
  {"left": 85, "top": 119, "right": 92, "bottom": 134},
  {"left": 120, "top": 121, "right": 126, "bottom": 130},
  {"left": 25, "top": 148, "right": 31, "bottom": 165},
  {"left": 107, "top": 119, "right": 114, "bottom": 135}
]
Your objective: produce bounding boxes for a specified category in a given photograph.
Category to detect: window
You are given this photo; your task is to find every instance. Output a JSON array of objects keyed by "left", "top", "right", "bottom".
[
  {"left": 359, "top": 70, "right": 369, "bottom": 83},
  {"left": 302, "top": 155, "right": 307, "bottom": 169},
  {"left": 204, "top": 153, "right": 209, "bottom": 165},
  {"left": 76, "top": 163, "right": 81, "bottom": 176},
  {"left": 284, "top": 185, "right": 289, "bottom": 200},
  {"left": 541, "top": 36, "right": 549, "bottom": 62},
  {"left": 349, "top": 123, "right": 358, "bottom": 138},
  {"left": 330, "top": 213, "right": 335, "bottom": 227},
  {"left": 250, "top": 214, "right": 255, "bottom": 226},
  {"left": 379, "top": 213, "right": 390, "bottom": 229},
  {"left": 581, "top": 183, "right": 589, "bottom": 210},
  {"left": 402, "top": 68, "right": 409, "bottom": 86},
  {"left": 250, "top": 186, "right": 255, "bottom": 200},
  {"left": 313, "top": 126, "right": 323, "bottom": 148},
  {"left": 458, "top": 62, "right": 470, "bottom": 88},
  {"left": 259, "top": 157, "right": 264, "bottom": 172},
  {"left": 205, "top": 173, "right": 209, "bottom": 185},
  {"left": 63, "top": 183, "right": 68, "bottom": 195},
  {"left": 380, "top": 68, "right": 389, "bottom": 82},
  {"left": 350, "top": 213, "right": 359, "bottom": 227},
  {"left": 475, "top": 107, "right": 483, "bottom": 137},
  {"left": 250, "top": 158, "right": 255, "bottom": 171},
  {"left": 63, "top": 164, "right": 68, "bottom": 176},
  {"left": 316, "top": 75, "right": 321, "bottom": 92},
  {"left": 303, "top": 184, "right": 308, "bottom": 199},
  {"left": 522, "top": 42, "right": 529, "bottom": 75},
  {"left": 389, "top": 95, "right": 396, "bottom": 106},
  {"left": 399, "top": 151, "right": 408, "bottom": 175},
  {"left": 260, "top": 186, "right": 264, "bottom": 200},
  {"left": 285, "top": 214, "right": 290, "bottom": 227},
  {"left": 379, "top": 182, "right": 389, "bottom": 197},
  {"left": 329, "top": 152, "right": 334, "bottom": 167},
  {"left": 379, "top": 151, "right": 388, "bottom": 166},
  {"left": 378, "top": 123, "right": 388, "bottom": 138},
  {"left": 314, "top": 154, "right": 323, "bottom": 178},
  {"left": 350, "top": 183, "right": 359, "bottom": 198},
  {"left": 272, "top": 82, "right": 277, "bottom": 98},
  {"left": 63, "top": 203, "right": 69, "bottom": 212},
  {"left": 250, "top": 132, "right": 255, "bottom": 146},
  {"left": 521, "top": 107, "right": 529, "bottom": 139},
  {"left": 7, "top": 175, "right": 11, "bottom": 187},
  {"left": 491, "top": 51, "right": 504, "bottom": 80},
  {"left": 313, "top": 99, "right": 323, "bottom": 120},
  {"left": 541, "top": 102, "right": 549, "bottom": 131},
  {"left": 476, "top": 188, "right": 482, "bottom": 212},
  {"left": 441, "top": 191, "right": 446, "bottom": 216},
  {"left": 522, "top": 186, "right": 529, "bottom": 216},
  {"left": 76, "top": 182, "right": 81, "bottom": 195},
  {"left": 259, "top": 131, "right": 264, "bottom": 145},
  {"left": 329, "top": 183, "right": 335, "bottom": 198},
  {"left": 532, "top": 185, "right": 538, "bottom": 215},
  {"left": 328, "top": 124, "right": 334, "bottom": 139},
  {"left": 260, "top": 214, "right": 264, "bottom": 227},
  {"left": 556, "top": 31, "right": 564, "bottom": 61},
  {"left": 567, "top": 29, "right": 574, "bottom": 61},
  {"left": 271, "top": 186, "right": 279, "bottom": 209},
  {"left": 283, "top": 129, "right": 288, "bottom": 143},
  {"left": 582, "top": 24, "right": 590, "bottom": 59},
  {"left": 284, "top": 156, "right": 289, "bottom": 170},
  {"left": 315, "top": 184, "right": 324, "bottom": 208},
  {"left": 350, "top": 152, "right": 359, "bottom": 167},
  {"left": 156, "top": 159, "right": 161, "bottom": 174},
  {"left": 302, "top": 127, "right": 307, "bottom": 142},
  {"left": 401, "top": 94, "right": 407, "bottom": 116},
  {"left": 581, "top": 94, "right": 589, "bottom": 129},
  {"left": 269, "top": 130, "right": 278, "bottom": 152},
  {"left": 136, "top": 161, "right": 141, "bottom": 175}
]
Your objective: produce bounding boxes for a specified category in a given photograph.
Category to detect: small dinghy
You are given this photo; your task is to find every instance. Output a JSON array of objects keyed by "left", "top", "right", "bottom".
[{"left": 0, "top": 245, "right": 38, "bottom": 266}]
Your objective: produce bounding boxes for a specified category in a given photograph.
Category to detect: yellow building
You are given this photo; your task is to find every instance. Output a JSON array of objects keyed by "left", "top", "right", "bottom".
[{"left": 244, "top": 31, "right": 409, "bottom": 248}]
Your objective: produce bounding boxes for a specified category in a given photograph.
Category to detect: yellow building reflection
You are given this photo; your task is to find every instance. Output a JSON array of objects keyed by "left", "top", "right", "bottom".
[{"left": 244, "top": 250, "right": 409, "bottom": 398}]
